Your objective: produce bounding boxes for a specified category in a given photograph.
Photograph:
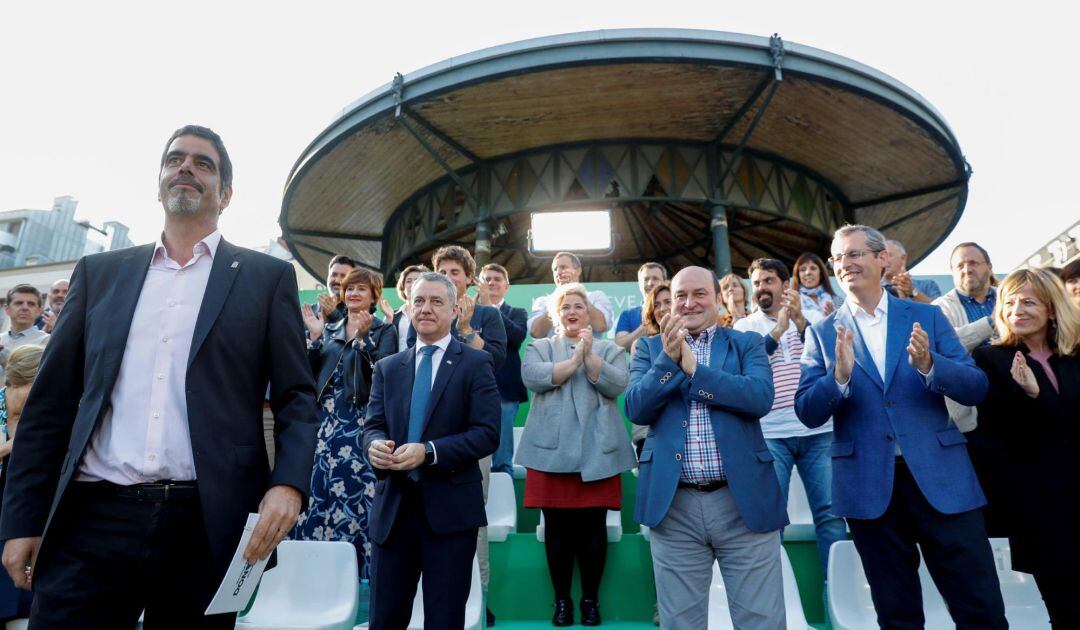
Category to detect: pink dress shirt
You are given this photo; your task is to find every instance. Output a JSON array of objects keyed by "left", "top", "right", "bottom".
[{"left": 78, "top": 230, "right": 221, "bottom": 484}]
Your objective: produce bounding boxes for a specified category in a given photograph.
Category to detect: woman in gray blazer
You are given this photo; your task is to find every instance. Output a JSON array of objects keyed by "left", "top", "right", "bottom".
[{"left": 516, "top": 283, "right": 636, "bottom": 627}]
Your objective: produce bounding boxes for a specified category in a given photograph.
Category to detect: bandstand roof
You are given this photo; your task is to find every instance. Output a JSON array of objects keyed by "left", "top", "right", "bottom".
[{"left": 280, "top": 28, "right": 969, "bottom": 282}]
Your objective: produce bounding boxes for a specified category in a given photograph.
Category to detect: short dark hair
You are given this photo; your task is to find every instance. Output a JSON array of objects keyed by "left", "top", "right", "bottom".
[
  {"left": 160, "top": 125, "right": 233, "bottom": 191},
  {"left": 552, "top": 252, "right": 581, "bottom": 269},
  {"left": 638, "top": 262, "right": 668, "bottom": 279},
  {"left": 950, "top": 242, "right": 992, "bottom": 266},
  {"left": 1061, "top": 259, "right": 1080, "bottom": 283},
  {"left": 432, "top": 246, "right": 477, "bottom": 279},
  {"left": 747, "top": 258, "right": 790, "bottom": 284},
  {"left": 480, "top": 263, "right": 510, "bottom": 281},
  {"left": 329, "top": 254, "right": 356, "bottom": 269},
  {"left": 6, "top": 284, "right": 41, "bottom": 307}
]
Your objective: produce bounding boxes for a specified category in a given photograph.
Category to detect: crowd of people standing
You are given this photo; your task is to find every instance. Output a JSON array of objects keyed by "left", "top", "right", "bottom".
[{"left": 0, "top": 124, "right": 1076, "bottom": 630}]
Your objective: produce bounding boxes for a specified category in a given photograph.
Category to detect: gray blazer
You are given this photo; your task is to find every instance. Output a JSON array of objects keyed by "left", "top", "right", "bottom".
[{"left": 515, "top": 336, "right": 637, "bottom": 481}]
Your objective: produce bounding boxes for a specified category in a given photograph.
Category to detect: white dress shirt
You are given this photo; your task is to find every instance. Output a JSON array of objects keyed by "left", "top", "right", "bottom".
[
  {"left": 79, "top": 230, "right": 221, "bottom": 484},
  {"left": 837, "top": 290, "right": 932, "bottom": 394},
  {"left": 396, "top": 308, "right": 413, "bottom": 353}
]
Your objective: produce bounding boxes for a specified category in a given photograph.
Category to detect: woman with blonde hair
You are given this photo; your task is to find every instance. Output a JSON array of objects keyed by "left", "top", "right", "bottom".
[
  {"left": 971, "top": 268, "right": 1080, "bottom": 627},
  {"left": 0, "top": 344, "right": 42, "bottom": 621},
  {"left": 717, "top": 273, "right": 747, "bottom": 327},
  {"left": 517, "top": 283, "right": 636, "bottom": 626}
]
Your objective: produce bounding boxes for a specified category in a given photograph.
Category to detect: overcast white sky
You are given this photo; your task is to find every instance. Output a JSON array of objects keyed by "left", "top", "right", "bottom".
[{"left": 1, "top": 1, "right": 1075, "bottom": 275}]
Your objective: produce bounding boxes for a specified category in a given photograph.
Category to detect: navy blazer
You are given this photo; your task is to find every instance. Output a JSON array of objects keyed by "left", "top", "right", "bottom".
[
  {"left": 795, "top": 294, "right": 989, "bottom": 519},
  {"left": 494, "top": 302, "right": 528, "bottom": 403},
  {"left": 625, "top": 329, "right": 787, "bottom": 533},
  {"left": 407, "top": 304, "right": 506, "bottom": 370},
  {"left": 362, "top": 338, "right": 501, "bottom": 543},
  {"left": 0, "top": 241, "right": 319, "bottom": 579}
]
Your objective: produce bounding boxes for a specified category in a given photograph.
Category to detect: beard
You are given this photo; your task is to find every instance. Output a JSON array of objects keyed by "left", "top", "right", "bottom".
[
  {"left": 755, "top": 292, "right": 774, "bottom": 310},
  {"left": 166, "top": 189, "right": 200, "bottom": 215}
]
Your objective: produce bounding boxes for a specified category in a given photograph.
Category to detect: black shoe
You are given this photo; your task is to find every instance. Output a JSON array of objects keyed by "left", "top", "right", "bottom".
[
  {"left": 552, "top": 598, "right": 574, "bottom": 626},
  {"left": 486, "top": 606, "right": 496, "bottom": 627},
  {"left": 580, "top": 598, "right": 601, "bottom": 626}
]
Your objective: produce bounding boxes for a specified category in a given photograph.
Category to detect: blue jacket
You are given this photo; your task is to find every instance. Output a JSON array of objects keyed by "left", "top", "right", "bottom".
[
  {"left": 494, "top": 302, "right": 528, "bottom": 403},
  {"left": 625, "top": 329, "right": 787, "bottom": 533},
  {"left": 795, "top": 295, "right": 989, "bottom": 519},
  {"left": 362, "top": 339, "right": 501, "bottom": 543}
]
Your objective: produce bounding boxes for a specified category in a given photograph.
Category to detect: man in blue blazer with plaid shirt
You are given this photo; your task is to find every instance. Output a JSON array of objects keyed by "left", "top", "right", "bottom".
[{"left": 626, "top": 266, "right": 786, "bottom": 630}]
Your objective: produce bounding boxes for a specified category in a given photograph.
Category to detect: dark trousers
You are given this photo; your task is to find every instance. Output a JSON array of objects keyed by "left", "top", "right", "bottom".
[
  {"left": 29, "top": 482, "right": 234, "bottom": 630},
  {"left": 368, "top": 482, "right": 476, "bottom": 630},
  {"left": 542, "top": 508, "right": 608, "bottom": 602},
  {"left": 1033, "top": 572, "right": 1080, "bottom": 629},
  {"left": 847, "top": 461, "right": 1007, "bottom": 630}
]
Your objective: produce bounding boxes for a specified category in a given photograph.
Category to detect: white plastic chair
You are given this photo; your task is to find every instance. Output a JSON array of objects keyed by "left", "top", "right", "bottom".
[
  {"left": 486, "top": 471, "right": 518, "bottom": 542},
  {"left": 406, "top": 554, "right": 483, "bottom": 630},
  {"left": 706, "top": 547, "right": 811, "bottom": 629},
  {"left": 512, "top": 427, "right": 526, "bottom": 479},
  {"left": 237, "top": 540, "right": 359, "bottom": 630},
  {"left": 640, "top": 524, "right": 650, "bottom": 542},
  {"left": 783, "top": 467, "right": 816, "bottom": 541},
  {"left": 536, "top": 510, "right": 622, "bottom": 543},
  {"left": 828, "top": 539, "right": 1050, "bottom": 630}
]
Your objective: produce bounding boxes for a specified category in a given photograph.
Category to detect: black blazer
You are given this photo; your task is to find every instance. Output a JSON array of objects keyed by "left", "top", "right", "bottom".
[
  {"left": 972, "top": 344, "right": 1080, "bottom": 577},
  {"left": 406, "top": 305, "right": 507, "bottom": 370},
  {"left": 0, "top": 241, "right": 319, "bottom": 579},
  {"left": 311, "top": 317, "right": 397, "bottom": 408},
  {"left": 494, "top": 302, "right": 528, "bottom": 403},
  {"left": 362, "top": 338, "right": 500, "bottom": 544}
]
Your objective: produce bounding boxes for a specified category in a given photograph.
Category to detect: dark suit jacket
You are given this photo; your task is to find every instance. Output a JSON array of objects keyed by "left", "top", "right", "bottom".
[
  {"left": 407, "top": 305, "right": 507, "bottom": 370},
  {"left": 311, "top": 317, "right": 397, "bottom": 407},
  {"left": 494, "top": 302, "right": 528, "bottom": 403},
  {"left": 972, "top": 344, "right": 1080, "bottom": 577},
  {"left": 362, "top": 338, "right": 500, "bottom": 544},
  {"left": 0, "top": 240, "right": 319, "bottom": 580}
]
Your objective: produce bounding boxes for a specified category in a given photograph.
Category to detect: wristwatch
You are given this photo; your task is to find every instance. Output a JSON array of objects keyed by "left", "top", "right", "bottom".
[
  {"left": 424, "top": 442, "right": 435, "bottom": 466},
  {"left": 911, "top": 287, "right": 921, "bottom": 298}
]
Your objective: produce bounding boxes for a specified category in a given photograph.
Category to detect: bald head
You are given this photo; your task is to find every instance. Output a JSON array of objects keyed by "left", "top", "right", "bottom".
[
  {"left": 671, "top": 266, "right": 722, "bottom": 334},
  {"left": 49, "top": 279, "right": 69, "bottom": 312}
]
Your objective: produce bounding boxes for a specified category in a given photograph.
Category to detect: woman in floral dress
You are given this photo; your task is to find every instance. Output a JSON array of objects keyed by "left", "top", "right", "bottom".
[{"left": 294, "top": 268, "right": 397, "bottom": 579}]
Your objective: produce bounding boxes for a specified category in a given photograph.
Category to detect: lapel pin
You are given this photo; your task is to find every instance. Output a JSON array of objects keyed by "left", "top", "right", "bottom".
[
  {"left": 446, "top": 360, "right": 453, "bottom": 365},
  {"left": 230, "top": 261, "right": 239, "bottom": 269}
]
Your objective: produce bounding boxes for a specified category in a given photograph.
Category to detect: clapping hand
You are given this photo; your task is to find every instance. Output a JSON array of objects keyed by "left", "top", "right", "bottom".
[
  {"left": 41, "top": 310, "right": 58, "bottom": 333},
  {"left": 906, "top": 322, "right": 933, "bottom": 374},
  {"left": 577, "top": 327, "right": 594, "bottom": 356},
  {"left": 378, "top": 297, "right": 395, "bottom": 321},
  {"left": 822, "top": 300, "right": 835, "bottom": 316},
  {"left": 782, "top": 280, "right": 806, "bottom": 330},
  {"left": 474, "top": 279, "right": 491, "bottom": 306},
  {"left": 834, "top": 323, "right": 855, "bottom": 385},
  {"left": 1010, "top": 351, "right": 1039, "bottom": 398},
  {"left": 457, "top": 295, "right": 476, "bottom": 333},
  {"left": 350, "top": 310, "right": 374, "bottom": 338},
  {"left": 301, "top": 305, "right": 324, "bottom": 341},
  {"left": 316, "top": 292, "right": 339, "bottom": 318},
  {"left": 893, "top": 272, "right": 914, "bottom": 299}
]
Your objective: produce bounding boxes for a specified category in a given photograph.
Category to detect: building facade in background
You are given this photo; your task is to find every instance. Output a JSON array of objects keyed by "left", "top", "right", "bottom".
[
  {"left": 1022, "top": 220, "right": 1080, "bottom": 270},
  {"left": 0, "top": 196, "right": 133, "bottom": 269}
]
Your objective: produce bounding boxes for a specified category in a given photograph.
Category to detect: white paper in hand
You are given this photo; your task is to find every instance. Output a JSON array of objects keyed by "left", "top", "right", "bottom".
[{"left": 205, "top": 513, "right": 270, "bottom": 615}]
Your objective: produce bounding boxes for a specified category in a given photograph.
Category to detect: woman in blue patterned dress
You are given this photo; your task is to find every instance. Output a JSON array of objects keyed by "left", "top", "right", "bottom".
[{"left": 294, "top": 268, "right": 397, "bottom": 579}]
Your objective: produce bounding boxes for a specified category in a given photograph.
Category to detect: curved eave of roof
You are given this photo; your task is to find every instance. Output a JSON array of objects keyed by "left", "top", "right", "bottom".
[{"left": 281, "top": 28, "right": 968, "bottom": 277}]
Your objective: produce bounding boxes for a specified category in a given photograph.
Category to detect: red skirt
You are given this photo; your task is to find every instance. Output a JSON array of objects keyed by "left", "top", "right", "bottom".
[{"left": 523, "top": 469, "right": 621, "bottom": 509}]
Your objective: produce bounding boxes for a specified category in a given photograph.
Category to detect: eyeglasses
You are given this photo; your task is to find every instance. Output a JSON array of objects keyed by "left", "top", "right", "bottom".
[{"left": 828, "top": 249, "right": 882, "bottom": 265}]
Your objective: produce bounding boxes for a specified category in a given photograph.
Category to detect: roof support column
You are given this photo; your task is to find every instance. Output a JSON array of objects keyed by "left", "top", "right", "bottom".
[
  {"left": 711, "top": 204, "right": 732, "bottom": 277},
  {"left": 474, "top": 220, "right": 492, "bottom": 267}
]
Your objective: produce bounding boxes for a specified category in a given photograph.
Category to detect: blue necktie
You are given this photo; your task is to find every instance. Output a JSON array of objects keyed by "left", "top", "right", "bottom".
[{"left": 408, "top": 345, "right": 438, "bottom": 445}]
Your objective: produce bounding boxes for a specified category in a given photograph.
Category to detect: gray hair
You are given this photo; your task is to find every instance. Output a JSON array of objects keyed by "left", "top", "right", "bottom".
[
  {"left": 833, "top": 224, "right": 887, "bottom": 253},
  {"left": 411, "top": 272, "right": 457, "bottom": 304},
  {"left": 885, "top": 239, "right": 907, "bottom": 254}
]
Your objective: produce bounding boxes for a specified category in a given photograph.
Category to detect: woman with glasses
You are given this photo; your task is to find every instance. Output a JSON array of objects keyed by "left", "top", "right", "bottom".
[
  {"left": 295, "top": 268, "right": 398, "bottom": 579},
  {"left": 793, "top": 252, "right": 841, "bottom": 317},
  {"left": 972, "top": 268, "right": 1080, "bottom": 627}
]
